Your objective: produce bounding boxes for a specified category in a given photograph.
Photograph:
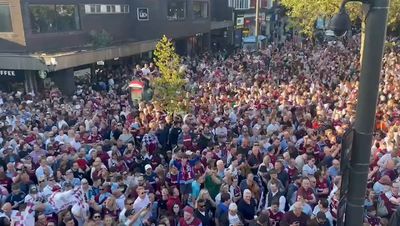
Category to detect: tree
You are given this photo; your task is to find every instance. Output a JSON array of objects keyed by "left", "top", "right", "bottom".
[
  {"left": 280, "top": 0, "right": 400, "bottom": 36},
  {"left": 153, "top": 35, "right": 187, "bottom": 113}
]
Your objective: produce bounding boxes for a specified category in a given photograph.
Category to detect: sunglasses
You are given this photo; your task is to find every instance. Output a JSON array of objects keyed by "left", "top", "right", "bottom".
[
  {"left": 127, "top": 202, "right": 134, "bottom": 205},
  {"left": 94, "top": 215, "right": 101, "bottom": 219},
  {"left": 39, "top": 180, "right": 45, "bottom": 183}
]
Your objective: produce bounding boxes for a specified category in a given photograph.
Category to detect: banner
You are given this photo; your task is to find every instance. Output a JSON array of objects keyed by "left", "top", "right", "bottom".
[{"left": 48, "top": 187, "right": 85, "bottom": 213}]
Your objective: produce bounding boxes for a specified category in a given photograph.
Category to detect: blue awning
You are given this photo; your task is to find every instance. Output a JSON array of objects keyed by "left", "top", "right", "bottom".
[{"left": 242, "top": 35, "right": 267, "bottom": 43}]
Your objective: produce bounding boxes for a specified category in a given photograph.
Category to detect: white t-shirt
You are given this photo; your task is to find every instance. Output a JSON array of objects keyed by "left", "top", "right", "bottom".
[
  {"left": 228, "top": 214, "right": 241, "bottom": 226},
  {"left": 133, "top": 195, "right": 150, "bottom": 220}
]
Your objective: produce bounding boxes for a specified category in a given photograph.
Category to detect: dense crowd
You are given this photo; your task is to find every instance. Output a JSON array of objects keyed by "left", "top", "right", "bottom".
[{"left": 0, "top": 35, "right": 399, "bottom": 226}]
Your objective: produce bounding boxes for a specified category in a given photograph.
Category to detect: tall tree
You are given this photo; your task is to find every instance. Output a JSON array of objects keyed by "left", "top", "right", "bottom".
[
  {"left": 153, "top": 35, "right": 187, "bottom": 113},
  {"left": 280, "top": 0, "right": 400, "bottom": 36}
]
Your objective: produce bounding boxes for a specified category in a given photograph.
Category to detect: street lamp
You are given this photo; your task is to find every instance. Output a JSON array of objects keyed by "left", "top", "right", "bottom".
[{"left": 329, "top": 0, "right": 390, "bottom": 226}]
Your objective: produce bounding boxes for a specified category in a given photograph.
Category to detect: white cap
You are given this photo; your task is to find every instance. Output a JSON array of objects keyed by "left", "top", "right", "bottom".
[
  {"left": 145, "top": 164, "right": 152, "bottom": 171},
  {"left": 229, "top": 202, "right": 237, "bottom": 210}
]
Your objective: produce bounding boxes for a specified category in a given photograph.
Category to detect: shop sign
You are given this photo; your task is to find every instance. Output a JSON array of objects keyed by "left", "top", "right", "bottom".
[
  {"left": 0, "top": 70, "right": 15, "bottom": 76},
  {"left": 137, "top": 8, "right": 149, "bottom": 21},
  {"left": 236, "top": 17, "right": 244, "bottom": 28}
]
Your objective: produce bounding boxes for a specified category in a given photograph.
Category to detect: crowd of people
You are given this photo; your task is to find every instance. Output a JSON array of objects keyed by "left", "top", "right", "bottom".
[{"left": 0, "top": 34, "right": 399, "bottom": 226}]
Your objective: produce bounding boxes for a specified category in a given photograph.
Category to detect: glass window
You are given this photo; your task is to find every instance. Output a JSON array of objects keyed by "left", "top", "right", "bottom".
[
  {"left": 106, "top": 5, "right": 116, "bottom": 13},
  {"left": 29, "top": 4, "right": 80, "bottom": 33},
  {"left": 0, "top": 4, "right": 12, "bottom": 32},
  {"left": 55, "top": 5, "right": 80, "bottom": 31},
  {"left": 193, "top": 1, "right": 208, "bottom": 19},
  {"left": 167, "top": 0, "right": 186, "bottom": 20},
  {"left": 122, "top": 5, "right": 129, "bottom": 13},
  {"left": 95, "top": 4, "right": 101, "bottom": 13}
]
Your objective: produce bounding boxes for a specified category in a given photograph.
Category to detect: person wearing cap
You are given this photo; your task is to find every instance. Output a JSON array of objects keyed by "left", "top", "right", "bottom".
[
  {"left": 179, "top": 206, "right": 202, "bottom": 226},
  {"left": 219, "top": 202, "right": 243, "bottom": 226},
  {"left": 144, "top": 164, "right": 158, "bottom": 189}
]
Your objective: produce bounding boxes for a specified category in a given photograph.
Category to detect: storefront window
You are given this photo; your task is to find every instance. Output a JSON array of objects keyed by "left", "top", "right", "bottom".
[
  {"left": 30, "top": 4, "right": 80, "bottom": 34},
  {"left": 0, "top": 4, "right": 13, "bottom": 32},
  {"left": 167, "top": 0, "right": 186, "bottom": 20},
  {"left": 193, "top": 1, "right": 208, "bottom": 19}
]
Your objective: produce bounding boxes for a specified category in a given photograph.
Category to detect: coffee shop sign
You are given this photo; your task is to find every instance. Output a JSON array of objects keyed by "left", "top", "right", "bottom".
[{"left": 0, "top": 70, "right": 16, "bottom": 76}]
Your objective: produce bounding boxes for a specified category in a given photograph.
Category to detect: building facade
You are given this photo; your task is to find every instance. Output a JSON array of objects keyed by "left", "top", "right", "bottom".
[
  {"left": 0, "top": 0, "right": 233, "bottom": 94},
  {"left": 229, "top": 0, "right": 277, "bottom": 47}
]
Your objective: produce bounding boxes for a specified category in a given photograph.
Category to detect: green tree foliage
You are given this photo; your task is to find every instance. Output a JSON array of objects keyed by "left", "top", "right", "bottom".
[
  {"left": 280, "top": 0, "right": 400, "bottom": 36},
  {"left": 153, "top": 35, "right": 187, "bottom": 113}
]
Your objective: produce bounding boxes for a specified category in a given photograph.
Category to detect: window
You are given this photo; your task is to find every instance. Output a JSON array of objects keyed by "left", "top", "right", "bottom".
[
  {"left": 0, "top": 4, "right": 12, "bottom": 32},
  {"left": 121, "top": 5, "right": 130, "bottom": 13},
  {"left": 30, "top": 4, "right": 80, "bottom": 34},
  {"left": 193, "top": 1, "right": 208, "bottom": 19},
  {"left": 84, "top": 4, "right": 129, "bottom": 14},
  {"left": 167, "top": 0, "right": 186, "bottom": 20},
  {"left": 106, "top": 5, "right": 116, "bottom": 13}
]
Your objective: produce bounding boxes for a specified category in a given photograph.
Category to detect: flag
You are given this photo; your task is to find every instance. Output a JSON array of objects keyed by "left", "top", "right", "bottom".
[{"left": 48, "top": 187, "right": 85, "bottom": 213}]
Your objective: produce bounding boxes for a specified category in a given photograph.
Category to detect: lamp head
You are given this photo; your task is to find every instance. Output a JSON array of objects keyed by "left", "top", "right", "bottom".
[{"left": 329, "top": 7, "right": 351, "bottom": 37}]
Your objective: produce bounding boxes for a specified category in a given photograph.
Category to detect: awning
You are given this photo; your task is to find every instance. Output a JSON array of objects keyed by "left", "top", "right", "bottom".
[{"left": 242, "top": 35, "right": 267, "bottom": 43}]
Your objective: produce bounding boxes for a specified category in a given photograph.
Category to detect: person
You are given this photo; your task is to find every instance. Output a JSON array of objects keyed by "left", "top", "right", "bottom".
[
  {"left": 238, "top": 189, "right": 257, "bottom": 224},
  {"left": 119, "top": 198, "right": 134, "bottom": 223},
  {"left": 266, "top": 200, "right": 284, "bottom": 226},
  {"left": 262, "top": 181, "right": 286, "bottom": 213},
  {"left": 280, "top": 202, "right": 309, "bottom": 226},
  {"left": 307, "top": 212, "right": 329, "bottom": 226},
  {"left": 133, "top": 186, "right": 151, "bottom": 221},
  {"left": 194, "top": 199, "right": 213, "bottom": 226},
  {"left": 215, "top": 192, "right": 231, "bottom": 226},
  {"left": 179, "top": 206, "right": 202, "bottom": 226},
  {"left": 312, "top": 199, "right": 333, "bottom": 226},
  {"left": 219, "top": 202, "right": 244, "bottom": 226},
  {"left": 249, "top": 212, "right": 270, "bottom": 226}
]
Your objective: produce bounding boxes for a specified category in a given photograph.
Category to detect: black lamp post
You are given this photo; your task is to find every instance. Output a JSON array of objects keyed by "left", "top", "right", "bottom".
[{"left": 329, "top": 0, "right": 390, "bottom": 226}]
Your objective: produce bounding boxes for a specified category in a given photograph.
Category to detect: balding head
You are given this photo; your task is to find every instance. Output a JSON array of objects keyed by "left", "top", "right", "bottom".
[{"left": 1, "top": 203, "right": 11, "bottom": 213}]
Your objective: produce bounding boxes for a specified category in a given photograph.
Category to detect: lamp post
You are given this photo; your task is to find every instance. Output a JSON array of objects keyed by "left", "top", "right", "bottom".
[
  {"left": 255, "top": 0, "right": 260, "bottom": 50},
  {"left": 329, "top": 0, "right": 389, "bottom": 225}
]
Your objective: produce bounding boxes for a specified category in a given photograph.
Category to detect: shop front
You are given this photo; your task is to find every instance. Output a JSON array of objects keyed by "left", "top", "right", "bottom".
[{"left": 0, "top": 70, "right": 39, "bottom": 93}]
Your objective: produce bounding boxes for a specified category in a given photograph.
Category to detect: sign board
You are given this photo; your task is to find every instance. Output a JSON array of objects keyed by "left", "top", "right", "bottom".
[
  {"left": 137, "top": 8, "right": 149, "bottom": 21},
  {"left": 236, "top": 17, "right": 244, "bottom": 28},
  {"left": 0, "top": 70, "right": 16, "bottom": 76}
]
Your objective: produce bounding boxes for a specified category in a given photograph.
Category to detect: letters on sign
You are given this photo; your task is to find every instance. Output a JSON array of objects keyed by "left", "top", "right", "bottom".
[
  {"left": 0, "top": 70, "right": 16, "bottom": 76},
  {"left": 137, "top": 8, "right": 149, "bottom": 21}
]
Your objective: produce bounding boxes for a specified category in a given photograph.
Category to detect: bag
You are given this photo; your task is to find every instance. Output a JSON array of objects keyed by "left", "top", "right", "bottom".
[{"left": 377, "top": 197, "right": 389, "bottom": 217}]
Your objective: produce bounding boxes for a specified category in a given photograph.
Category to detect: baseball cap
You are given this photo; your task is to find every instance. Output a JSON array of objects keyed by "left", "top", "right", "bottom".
[
  {"left": 229, "top": 203, "right": 238, "bottom": 211},
  {"left": 145, "top": 164, "right": 152, "bottom": 171},
  {"left": 66, "top": 169, "right": 73, "bottom": 174}
]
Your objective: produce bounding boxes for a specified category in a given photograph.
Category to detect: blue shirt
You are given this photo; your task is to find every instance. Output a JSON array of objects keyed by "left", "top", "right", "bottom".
[
  {"left": 328, "top": 166, "right": 339, "bottom": 178},
  {"left": 191, "top": 180, "right": 201, "bottom": 200}
]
